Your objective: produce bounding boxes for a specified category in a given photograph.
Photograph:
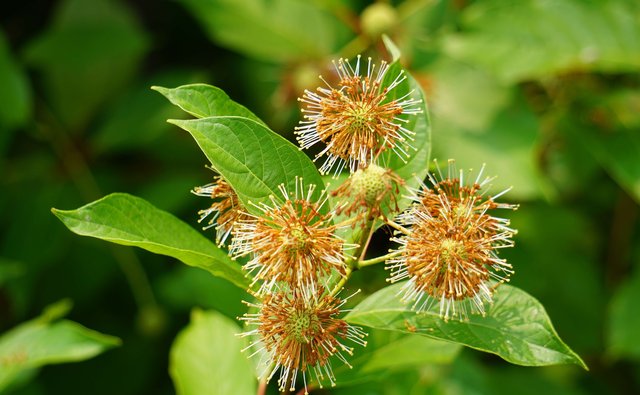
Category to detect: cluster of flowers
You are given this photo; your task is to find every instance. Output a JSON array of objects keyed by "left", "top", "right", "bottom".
[{"left": 191, "top": 56, "right": 517, "bottom": 393}]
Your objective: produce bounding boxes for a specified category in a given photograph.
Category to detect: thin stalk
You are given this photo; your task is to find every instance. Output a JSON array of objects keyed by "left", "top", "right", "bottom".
[
  {"left": 257, "top": 379, "right": 267, "bottom": 395},
  {"left": 385, "top": 218, "right": 411, "bottom": 235},
  {"left": 358, "top": 250, "right": 401, "bottom": 268}
]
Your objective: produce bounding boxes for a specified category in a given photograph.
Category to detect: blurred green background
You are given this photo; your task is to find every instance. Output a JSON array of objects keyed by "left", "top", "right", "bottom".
[{"left": 1, "top": 0, "right": 639, "bottom": 394}]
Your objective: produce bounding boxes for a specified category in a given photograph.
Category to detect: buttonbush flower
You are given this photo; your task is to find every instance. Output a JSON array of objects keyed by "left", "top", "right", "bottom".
[
  {"left": 231, "top": 180, "right": 355, "bottom": 296},
  {"left": 295, "top": 56, "right": 422, "bottom": 175},
  {"left": 239, "top": 290, "right": 367, "bottom": 393},
  {"left": 386, "top": 160, "right": 518, "bottom": 321},
  {"left": 192, "top": 174, "right": 249, "bottom": 246},
  {"left": 331, "top": 163, "right": 404, "bottom": 220}
]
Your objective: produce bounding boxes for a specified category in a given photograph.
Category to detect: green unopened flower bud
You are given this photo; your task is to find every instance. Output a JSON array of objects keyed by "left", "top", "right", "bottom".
[
  {"left": 332, "top": 164, "right": 404, "bottom": 219},
  {"left": 350, "top": 164, "right": 389, "bottom": 205},
  {"left": 361, "top": 3, "right": 398, "bottom": 38}
]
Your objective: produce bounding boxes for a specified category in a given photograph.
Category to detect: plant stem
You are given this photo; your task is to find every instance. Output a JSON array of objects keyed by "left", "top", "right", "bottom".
[
  {"left": 358, "top": 250, "right": 401, "bottom": 268},
  {"left": 385, "top": 218, "right": 411, "bottom": 235},
  {"left": 257, "top": 379, "right": 267, "bottom": 395}
]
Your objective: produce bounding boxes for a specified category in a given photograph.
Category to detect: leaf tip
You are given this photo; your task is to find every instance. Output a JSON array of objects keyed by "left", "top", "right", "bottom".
[{"left": 150, "top": 85, "right": 168, "bottom": 94}]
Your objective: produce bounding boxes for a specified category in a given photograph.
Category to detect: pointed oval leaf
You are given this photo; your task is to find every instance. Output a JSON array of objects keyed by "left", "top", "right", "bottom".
[
  {"left": 0, "top": 301, "right": 120, "bottom": 391},
  {"left": 152, "top": 84, "right": 264, "bottom": 125},
  {"left": 170, "top": 309, "right": 256, "bottom": 395},
  {"left": 179, "top": 0, "right": 351, "bottom": 62},
  {"left": 169, "top": 116, "right": 325, "bottom": 214},
  {"left": 326, "top": 329, "right": 461, "bottom": 388},
  {"left": 345, "top": 283, "right": 586, "bottom": 369},
  {"left": 51, "top": 193, "right": 249, "bottom": 289}
]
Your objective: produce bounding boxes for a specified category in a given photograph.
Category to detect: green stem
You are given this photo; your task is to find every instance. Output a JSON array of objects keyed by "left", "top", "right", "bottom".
[
  {"left": 358, "top": 250, "right": 401, "bottom": 268},
  {"left": 329, "top": 266, "right": 353, "bottom": 298},
  {"left": 329, "top": 211, "right": 377, "bottom": 297},
  {"left": 385, "top": 218, "right": 410, "bottom": 235}
]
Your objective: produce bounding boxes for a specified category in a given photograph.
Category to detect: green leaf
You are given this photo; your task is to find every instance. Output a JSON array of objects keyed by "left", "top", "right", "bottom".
[
  {"left": 328, "top": 329, "right": 460, "bottom": 388},
  {"left": 426, "top": 58, "right": 543, "bottom": 200},
  {"left": 23, "top": 0, "right": 149, "bottom": 129},
  {"left": 168, "top": 116, "right": 326, "bottom": 214},
  {"left": 169, "top": 309, "right": 256, "bottom": 395},
  {"left": 0, "top": 30, "right": 31, "bottom": 131},
  {"left": 51, "top": 193, "right": 249, "bottom": 289},
  {"left": 152, "top": 83, "right": 264, "bottom": 125},
  {"left": 345, "top": 283, "right": 586, "bottom": 369},
  {"left": 502, "top": 205, "right": 604, "bottom": 354},
  {"left": 380, "top": 40, "right": 431, "bottom": 213},
  {"left": 92, "top": 71, "right": 206, "bottom": 153},
  {"left": 607, "top": 271, "right": 640, "bottom": 360},
  {"left": 579, "top": 125, "right": 640, "bottom": 204},
  {"left": 156, "top": 266, "right": 247, "bottom": 320},
  {"left": 179, "top": 0, "right": 351, "bottom": 62},
  {"left": 0, "top": 300, "right": 120, "bottom": 392},
  {"left": 444, "top": 0, "right": 640, "bottom": 82}
]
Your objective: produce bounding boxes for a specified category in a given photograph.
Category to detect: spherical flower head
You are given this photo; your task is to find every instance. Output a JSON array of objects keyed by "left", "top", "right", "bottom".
[
  {"left": 231, "top": 180, "right": 355, "bottom": 296},
  {"left": 386, "top": 160, "right": 518, "bottom": 321},
  {"left": 332, "top": 163, "right": 405, "bottom": 220},
  {"left": 239, "top": 290, "right": 367, "bottom": 393},
  {"left": 295, "top": 55, "right": 422, "bottom": 175},
  {"left": 192, "top": 174, "right": 249, "bottom": 246}
]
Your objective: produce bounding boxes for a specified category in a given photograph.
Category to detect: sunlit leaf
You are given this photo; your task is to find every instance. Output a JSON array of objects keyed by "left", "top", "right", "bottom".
[
  {"left": 179, "top": 0, "right": 351, "bottom": 62},
  {"left": 169, "top": 309, "right": 256, "bottom": 395},
  {"left": 52, "top": 193, "right": 249, "bottom": 289},
  {"left": 325, "top": 329, "right": 460, "bottom": 388},
  {"left": 169, "top": 116, "right": 326, "bottom": 214},
  {"left": 444, "top": 0, "right": 640, "bottom": 82},
  {"left": 345, "top": 283, "right": 586, "bottom": 369},
  {"left": 152, "top": 83, "right": 263, "bottom": 124}
]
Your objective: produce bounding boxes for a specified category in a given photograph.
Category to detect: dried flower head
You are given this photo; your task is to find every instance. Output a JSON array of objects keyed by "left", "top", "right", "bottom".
[
  {"left": 231, "top": 180, "right": 354, "bottom": 296},
  {"left": 192, "top": 174, "right": 249, "bottom": 246},
  {"left": 295, "top": 55, "right": 422, "bottom": 175},
  {"left": 386, "top": 160, "right": 518, "bottom": 321},
  {"left": 332, "top": 163, "right": 404, "bottom": 220},
  {"left": 239, "top": 291, "right": 367, "bottom": 393}
]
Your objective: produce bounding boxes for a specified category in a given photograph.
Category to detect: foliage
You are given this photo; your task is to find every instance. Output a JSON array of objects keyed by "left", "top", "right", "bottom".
[{"left": 1, "top": 0, "right": 639, "bottom": 394}]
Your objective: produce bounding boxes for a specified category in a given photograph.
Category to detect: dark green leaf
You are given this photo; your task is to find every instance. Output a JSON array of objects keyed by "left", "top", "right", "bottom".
[
  {"left": 380, "top": 40, "right": 431, "bottom": 214},
  {"left": 0, "top": 300, "right": 120, "bottom": 392},
  {"left": 0, "top": 30, "right": 31, "bottom": 131},
  {"left": 51, "top": 193, "right": 249, "bottom": 289},
  {"left": 169, "top": 116, "right": 326, "bottom": 214},
  {"left": 580, "top": 127, "right": 640, "bottom": 203},
  {"left": 444, "top": 0, "right": 640, "bottom": 82},
  {"left": 23, "top": 0, "right": 149, "bottom": 129},
  {"left": 607, "top": 272, "right": 640, "bottom": 360},
  {"left": 179, "top": 0, "right": 351, "bottom": 62},
  {"left": 169, "top": 309, "right": 256, "bottom": 395},
  {"left": 345, "top": 283, "right": 586, "bottom": 369},
  {"left": 92, "top": 71, "right": 206, "bottom": 153},
  {"left": 156, "top": 266, "right": 247, "bottom": 320},
  {"left": 152, "top": 83, "right": 263, "bottom": 124},
  {"left": 426, "top": 58, "right": 542, "bottom": 200},
  {"left": 327, "top": 329, "right": 460, "bottom": 388}
]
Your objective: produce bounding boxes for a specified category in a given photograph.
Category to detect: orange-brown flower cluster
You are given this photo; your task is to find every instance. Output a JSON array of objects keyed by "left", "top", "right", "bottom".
[
  {"left": 295, "top": 56, "right": 421, "bottom": 175},
  {"left": 231, "top": 181, "right": 354, "bottom": 296},
  {"left": 192, "top": 175, "right": 249, "bottom": 246},
  {"left": 239, "top": 291, "right": 367, "bottom": 393},
  {"left": 387, "top": 160, "right": 517, "bottom": 321}
]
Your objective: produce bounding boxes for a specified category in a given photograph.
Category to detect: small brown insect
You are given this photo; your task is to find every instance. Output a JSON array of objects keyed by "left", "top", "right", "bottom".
[{"left": 404, "top": 319, "right": 417, "bottom": 333}]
